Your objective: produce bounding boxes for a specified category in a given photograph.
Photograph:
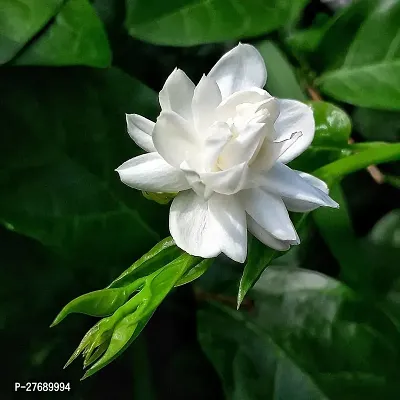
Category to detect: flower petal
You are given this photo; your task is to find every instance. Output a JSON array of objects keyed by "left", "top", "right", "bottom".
[
  {"left": 247, "top": 215, "right": 295, "bottom": 251},
  {"left": 249, "top": 132, "right": 302, "bottom": 173},
  {"left": 192, "top": 75, "right": 222, "bottom": 133},
  {"left": 208, "top": 44, "right": 267, "bottom": 99},
  {"left": 152, "top": 111, "right": 198, "bottom": 168},
  {"left": 241, "top": 188, "right": 298, "bottom": 241},
  {"left": 297, "top": 171, "right": 329, "bottom": 193},
  {"left": 282, "top": 171, "right": 330, "bottom": 212},
  {"left": 216, "top": 88, "right": 271, "bottom": 121},
  {"left": 218, "top": 123, "right": 266, "bottom": 169},
  {"left": 126, "top": 114, "right": 156, "bottom": 153},
  {"left": 116, "top": 153, "right": 190, "bottom": 192},
  {"left": 159, "top": 68, "right": 195, "bottom": 120},
  {"left": 201, "top": 162, "right": 252, "bottom": 195},
  {"left": 257, "top": 163, "right": 338, "bottom": 210},
  {"left": 203, "top": 122, "right": 233, "bottom": 171},
  {"left": 275, "top": 99, "right": 315, "bottom": 163},
  {"left": 209, "top": 193, "right": 247, "bottom": 263},
  {"left": 169, "top": 190, "right": 220, "bottom": 258}
]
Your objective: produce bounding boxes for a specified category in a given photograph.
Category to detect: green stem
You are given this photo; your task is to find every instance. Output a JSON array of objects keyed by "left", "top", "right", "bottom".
[{"left": 315, "top": 143, "right": 400, "bottom": 182}]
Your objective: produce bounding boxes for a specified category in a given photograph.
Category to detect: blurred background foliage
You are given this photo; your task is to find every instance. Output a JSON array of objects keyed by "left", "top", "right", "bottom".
[{"left": 1, "top": 0, "right": 399, "bottom": 398}]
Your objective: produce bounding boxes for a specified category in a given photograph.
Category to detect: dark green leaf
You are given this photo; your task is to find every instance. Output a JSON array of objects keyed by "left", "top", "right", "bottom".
[
  {"left": 125, "top": 0, "right": 308, "bottom": 46},
  {"left": 316, "top": 0, "right": 400, "bottom": 109},
  {"left": 0, "top": 0, "right": 63, "bottom": 64},
  {"left": 200, "top": 267, "right": 400, "bottom": 400},
  {"left": 312, "top": 0, "right": 376, "bottom": 73},
  {"left": 313, "top": 184, "right": 365, "bottom": 287},
  {"left": 0, "top": 67, "right": 167, "bottom": 266},
  {"left": 13, "top": 0, "right": 111, "bottom": 67},
  {"left": 353, "top": 108, "right": 400, "bottom": 143},
  {"left": 256, "top": 40, "right": 306, "bottom": 101}
]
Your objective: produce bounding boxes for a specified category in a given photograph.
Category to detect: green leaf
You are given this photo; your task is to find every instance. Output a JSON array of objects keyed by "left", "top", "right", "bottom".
[
  {"left": 108, "top": 237, "right": 182, "bottom": 289},
  {"left": 316, "top": 0, "right": 400, "bottom": 109},
  {"left": 256, "top": 40, "right": 306, "bottom": 101},
  {"left": 289, "top": 101, "right": 352, "bottom": 173},
  {"left": 12, "top": 0, "right": 111, "bottom": 67},
  {"left": 312, "top": 184, "right": 365, "bottom": 288},
  {"left": 81, "top": 253, "right": 200, "bottom": 378},
  {"left": 353, "top": 108, "right": 400, "bottom": 143},
  {"left": 175, "top": 258, "right": 214, "bottom": 287},
  {"left": 312, "top": 0, "right": 376, "bottom": 73},
  {"left": 0, "top": 0, "right": 63, "bottom": 64},
  {"left": 315, "top": 143, "right": 400, "bottom": 183},
  {"left": 238, "top": 214, "right": 308, "bottom": 307},
  {"left": 125, "top": 0, "right": 308, "bottom": 46},
  {"left": 0, "top": 67, "right": 167, "bottom": 266},
  {"left": 199, "top": 267, "right": 400, "bottom": 399},
  {"left": 51, "top": 287, "right": 133, "bottom": 326}
]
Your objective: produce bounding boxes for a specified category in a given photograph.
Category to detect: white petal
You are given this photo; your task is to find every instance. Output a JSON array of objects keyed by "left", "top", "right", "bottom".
[
  {"left": 201, "top": 163, "right": 252, "bottom": 195},
  {"left": 159, "top": 68, "right": 195, "bottom": 120},
  {"left": 152, "top": 111, "right": 198, "bottom": 168},
  {"left": 180, "top": 161, "right": 208, "bottom": 198},
  {"left": 208, "top": 44, "right": 267, "bottom": 99},
  {"left": 247, "top": 215, "right": 293, "bottom": 251},
  {"left": 250, "top": 132, "right": 302, "bottom": 173},
  {"left": 216, "top": 88, "right": 271, "bottom": 121},
  {"left": 116, "top": 153, "right": 190, "bottom": 192},
  {"left": 241, "top": 188, "right": 298, "bottom": 241},
  {"left": 218, "top": 123, "right": 265, "bottom": 169},
  {"left": 282, "top": 171, "right": 330, "bottom": 212},
  {"left": 257, "top": 163, "right": 338, "bottom": 210},
  {"left": 192, "top": 75, "right": 222, "bottom": 133},
  {"left": 203, "top": 122, "right": 233, "bottom": 171},
  {"left": 275, "top": 99, "right": 315, "bottom": 163},
  {"left": 169, "top": 191, "right": 220, "bottom": 258},
  {"left": 126, "top": 114, "right": 156, "bottom": 153},
  {"left": 209, "top": 194, "right": 247, "bottom": 263},
  {"left": 297, "top": 171, "right": 329, "bottom": 193}
]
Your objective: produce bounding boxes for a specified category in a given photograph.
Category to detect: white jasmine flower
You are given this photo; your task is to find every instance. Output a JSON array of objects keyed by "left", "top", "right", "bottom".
[{"left": 116, "top": 44, "right": 338, "bottom": 263}]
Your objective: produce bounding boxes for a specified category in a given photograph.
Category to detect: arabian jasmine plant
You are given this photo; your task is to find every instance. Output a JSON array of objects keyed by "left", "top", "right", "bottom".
[
  {"left": 6, "top": 1, "right": 400, "bottom": 397},
  {"left": 50, "top": 39, "right": 400, "bottom": 383}
]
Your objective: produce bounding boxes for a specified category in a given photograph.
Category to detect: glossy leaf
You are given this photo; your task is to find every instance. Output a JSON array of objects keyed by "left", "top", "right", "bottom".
[
  {"left": 51, "top": 287, "right": 133, "bottom": 326},
  {"left": 13, "top": 0, "right": 111, "bottom": 67},
  {"left": 80, "top": 253, "right": 200, "bottom": 378},
  {"left": 256, "top": 40, "right": 306, "bottom": 101},
  {"left": 289, "top": 102, "right": 352, "bottom": 172},
  {"left": 317, "top": 0, "right": 400, "bottom": 109},
  {"left": 125, "top": 0, "right": 308, "bottom": 46},
  {"left": 200, "top": 267, "right": 400, "bottom": 400},
  {"left": 0, "top": 67, "right": 167, "bottom": 267},
  {"left": 108, "top": 237, "right": 182, "bottom": 288},
  {"left": 0, "top": 0, "right": 63, "bottom": 64},
  {"left": 175, "top": 258, "right": 214, "bottom": 287}
]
